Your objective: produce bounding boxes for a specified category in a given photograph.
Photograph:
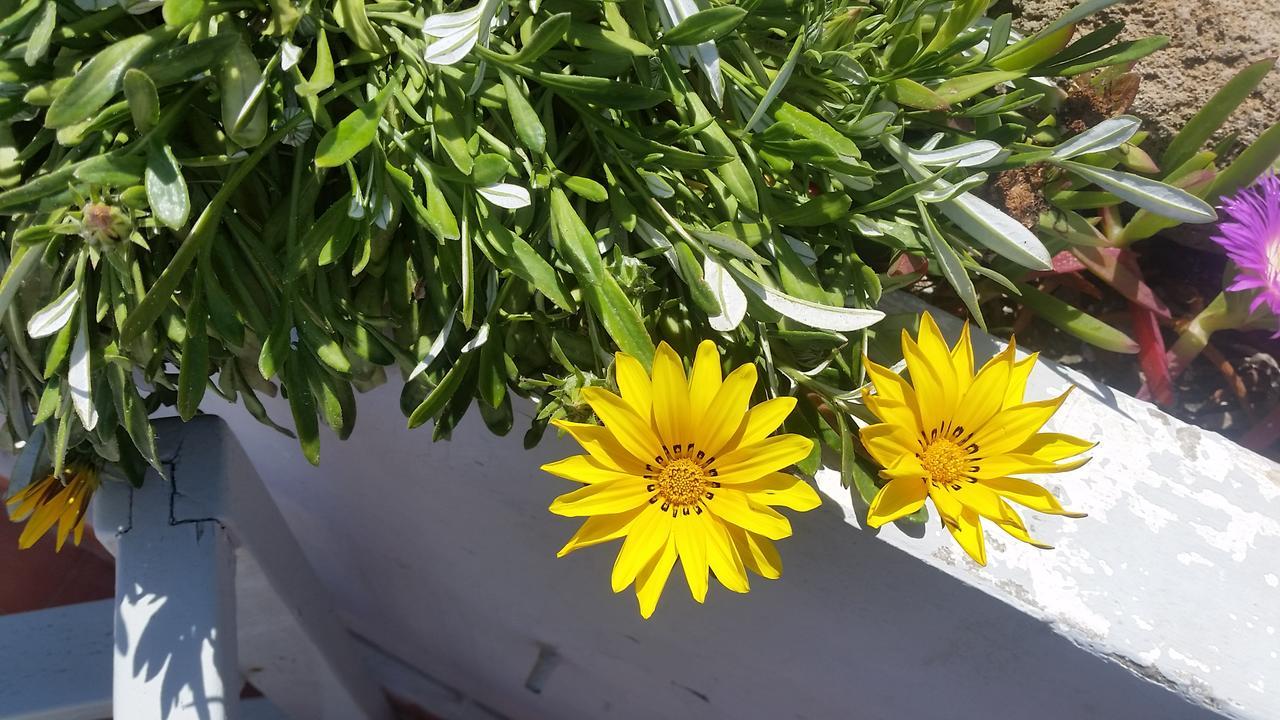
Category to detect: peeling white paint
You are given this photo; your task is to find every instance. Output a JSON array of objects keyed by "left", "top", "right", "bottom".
[
  {"left": 1176, "top": 552, "right": 1215, "bottom": 567},
  {"left": 1264, "top": 574, "right": 1278, "bottom": 588},
  {"left": 1168, "top": 648, "right": 1214, "bottom": 674}
]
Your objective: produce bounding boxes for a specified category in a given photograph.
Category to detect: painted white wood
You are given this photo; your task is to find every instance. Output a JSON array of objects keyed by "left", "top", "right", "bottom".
[
  {"left": 92, "top": 416, "right": 392, "bottom": 720},
  {"left": 0, "top": 600, "right": 111, "bottom": 720},
  {"left": 175, "top": 295, "right": 1277, "bottom": 720}
]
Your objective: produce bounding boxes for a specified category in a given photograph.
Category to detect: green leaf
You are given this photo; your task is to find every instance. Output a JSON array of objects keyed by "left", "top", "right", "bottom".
[
  {"left": 500, "top": 71, "right": 545, "bottom": 155},
  {"left": 1042, "top": 37, "right": 1170, "bottom": 77},
  {"left": 773, "top": 194, "right": 852, "bottom": 227},
  {"left": 314, "top": 84, "right": 392, "bottom": 168},
  {"left": 0, "top": 242, "right": 46, "bottom": 318},
  {"left": 163, "top": 0, "right": 205, "bottom": 27},
  {"left": 1057, "top": 160, "right": 1217, "bottom": 223},
  {"left": 139, "top": 33, "right": 238, "bottom": 88},
  {"left": 660, "top": 7, "right": 747, "bottom": 45},
  {"left": 145, "top": 143, "right": 190, "bottom": 230},
  {"left": 283, "top": 353, "right": 321, "bottom": 464},
  {"left": 123, "top": 68, "right": 160, "bottom": 132},
  {"left": 220, "top": 32, "right": 268, "bottom": 148},
  {"left": 507, "top": 12, "right": 571, "bottom": 64},
  {"left": 1014, "top": 281, "right": 1139, "bottom": 353},
  {"left": 530, "top": 71, "right": 669, "bottom": 110},
  {"left": 1050, "top": 115, "right": 1140, "bottom": 160},
  {"left": 918, "top": 202, "right": 983, "bottom": 327},
  {"left": 478, "top": 209, "right": 575, "bottom": 312},
  {"left": 295, "top": 30, "right": 335, "bottom": 96},
  {"left": 46, "top": 27, "right": 172, "bottom": 129},
  {"left": 107, "top": 352, "right": 162, "bottom": 472},
  {"left": 1163, "top": 59, "right": 1275, "bottom": 172},
  {"left": 886, "top": 78, "right": 949, "bottom": 110},
  {"left": 334, "top": 0, "right": 384, "bottom": 53},
  {"left": 408, "top": 354, "right": 474, "bottom": 429},
  {"left": 22, "top": 1, "right": 56, "bottom": 67},
  {"left": 177, "top": 280, "right": 209, "bottom": 420},
  {"left": 1207, "top": 120, "right": 1280, "bottom": 200},
  {"left": 691, "top": 228, "right": 771, "bottom": 265},
  {"left": 934, "top": 70, "right": 1024, "bottom": 104}
]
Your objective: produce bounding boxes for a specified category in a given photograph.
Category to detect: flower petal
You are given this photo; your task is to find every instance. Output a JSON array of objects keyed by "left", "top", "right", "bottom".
[
  {"left": 688, "top": 340, "right": 722, "bottom": 422},
  {"left": 650, "top": 342, "right": 692, "bottom": 450},
  {"left": 859, "top": 422, "right": 918, "bottom": 469},
  {"left": 695, "top": 362, "right": 757, "bottom": 458},
  {"left": 970, "top": 453, "right": 1089, "bottom": 481},
  {"left": 614, "top": 352, "right": 652, "bottom": 421},
  {"left": 581, "top": 387, "right": 665, "bottom": 464},
  {"left": 422, "top": 4, "right": 484, "bottom": 36},
  {"left": 864, "top": 357, "right": 916, "bottom": 407},
  {"left": 551, "top": 419, "right": 647, "bottom": 472},
  {"left": 950, "top": 321, "right": 974, "bottom": 394},
  {"left": 706, "top": 489, "right": 792, "bottom": 540},
  {"left": 549, "top": 477, "right": 651, "bottom": 517},
  {"left": 423, "top": 25, "right": 480, "bottom": 65},
  {"left": 969, "top": 389, "right": 1072, "bottom": 459},
  {"left": 952, "top": 344, "right": 1015, "bottom": 435},
  {"left": 673, "top": 513, "right": 709, "bottom": 603},
  {"left": 1011, "top": 432, "right": 1096, "bottom": 462},
  {"left": 732, "top": 472, "right": 822, "bottom": 511},
  {"left": 728, "top": 526, "right": 782, "bottom": 580},
  {"left": 946, "top": 508, "right": 988, "bottom": 566},
  {"left": 903, "top": 315, "right": 957, "bottom": 429},
  {"left": 635, "top": 536, "right": 678, "bottom": 619},
  {"left": 612, "top": 503, "right": 672, "bottom": 592},
  {"left": 557, "top": 510, "right": 641, "bottom": 556},
  {"left": 1002, "top": 353, "right": 1039, "bottom": 409},
  {"left": 736, "top": 396, "right": 797, "bottom": 447},
  {"left": 704, "top": 515, "right": 749, "bottom": 593},
  {"left": 866, "top": 477, "right": 928, "bottom": 527},
  {"left": 541, "top": 455, "right": 634, "bottom": 484},
  {"left": 983, "top": 476, "right": 1086, "bottom": 517},
  {"left": 712, "top": 434, "right": 813, "bottom": 485}
]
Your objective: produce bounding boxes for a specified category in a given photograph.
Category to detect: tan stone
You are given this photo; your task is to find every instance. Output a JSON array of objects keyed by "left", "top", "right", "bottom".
[{"left": 1012, "top": 0, "right": 1280, "bottom": 159}]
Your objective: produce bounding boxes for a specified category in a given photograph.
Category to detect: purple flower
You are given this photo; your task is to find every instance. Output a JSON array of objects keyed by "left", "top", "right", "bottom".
[{"left": 1212, "top": 173, "right": 1280, "bottom": 328}]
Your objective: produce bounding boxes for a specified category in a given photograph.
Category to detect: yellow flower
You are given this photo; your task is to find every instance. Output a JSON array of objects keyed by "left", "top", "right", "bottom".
[
  {"left": 544, "top": 341, "right": 821, "bottom": 618},
  {"left": 859, "top": 313, "right": 1091, "bottom": 565},
  {"left": 6, "top": 461, "right": 101, "bottom": 551}
]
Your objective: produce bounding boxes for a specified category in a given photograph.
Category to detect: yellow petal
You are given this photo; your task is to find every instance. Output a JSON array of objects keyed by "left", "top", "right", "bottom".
[
  {"left": 611, "top": 503, "right": 672, "bottom": 592},
  {"left": 557, "top": 511, "right": 641, "bottom": 557},
  {"left": 863, "top": 394, "right": 919, "bottom": 431},
  {"left": 730, "top": 472, "right": 822, "bottom": 511},
  {"left": 904, "top": 315, "right": 957, "bottom": 429},
  {"left": 541, "top": 455, "right": 634, "bottom": 484},
  {"left": 970, "top": 453, "right": 1089, "bottom": 481},
  {"left": 1012, "top": 432, "right": 1096, "bottom": 462},
  {"left": 650, "top": 342, "right": 692, "bottom": 450},
  {"left": 706, "top": 489, "right": 792, "bottom": 540},
  {"left": 688, "top": 340, "right": 722, "bottom": 422},
  {"left": 695, "top": 362, "right": 757, "bottom": 458},
  {"left": 580, "top": 388, "right": 665, "bottom": 464},
  {"left": 989, "top": 499, "right": 1054, "bottom": 549},
  {"left": 859, "top": 423, "right": 918, "bottom": 469},
  {"left": 946, "top": 508, "right": 988, "bottom": 566},
  {"left": 727, "top": 526, "right": 782, "bottom": 580},
  {"left": 711, "top": 434, "right": 813, "bottom": 485},
  {"left": 735, "top": 396, "right": 797, "bottom": 448},
  {"left": 614, "top": 352, "right": 652, "bottom": 421},
  {"left": 549, "top": 477, "right": 650, "bottom": 517},
  {"left": 969, "top": 389, "right": 1072, "bottom": 459},
  {"left": 983, "top": 476, "right": 1086, "bottom": 517},
  {"left": 864, "top": 357, "right": 917, "bottom": 408},
  {"left": 673, "top": 513, "right": 709, "bottom": 603},
  {"left": 1002, "top": 353, "right": 1039, "bottom": 409},
  {"left": 950, "top": 321, "right": 975, "bottom": 395},
  {"left": 942, "top": 481, "right": 1023, "bottom": 525},
  {"left": 879, "top": 453, "right": 926, "bottom": 481},
  {"left": 552, "top": 419, "right": 648, "bottom": 472},
  {"left": 635, "top": 537, "right": 678, "bottom": 619},
  {"left": 704, "top": 515, "right": 749, "bottom": 593},
  {"left": 951, "top": 344, "right": 1015, "bottom": 437},
  {"left": 866, "top": 477, "right": 928, "bottom": 527}
]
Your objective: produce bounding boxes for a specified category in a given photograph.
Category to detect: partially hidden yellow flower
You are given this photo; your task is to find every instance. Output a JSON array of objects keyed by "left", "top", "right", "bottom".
[
  {"left": 859, "top": 313, "right": 1091, "bottom": 565},
  {"left": 6, "top": 461, "right": 101, "bottom": 551},
  {"left": 544, "top": 341, "right": 821, "bottom": 618}
]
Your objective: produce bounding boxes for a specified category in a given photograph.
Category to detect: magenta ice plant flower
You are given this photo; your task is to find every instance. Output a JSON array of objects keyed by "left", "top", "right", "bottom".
[{"left": 1212, "top": 173, "right": 1280, "bottom": 326}]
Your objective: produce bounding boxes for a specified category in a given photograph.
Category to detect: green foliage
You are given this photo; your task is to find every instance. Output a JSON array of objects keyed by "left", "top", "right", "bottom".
[{"left": 0, "top": 0, "right": 1203, "bottom": 475}]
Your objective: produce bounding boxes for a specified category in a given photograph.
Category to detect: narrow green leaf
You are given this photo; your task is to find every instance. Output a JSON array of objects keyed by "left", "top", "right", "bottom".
[
  {"left": 774, "top": 194, "right": 852, "bottom": 227},
  {"left": 23, "top": 1, "right": 56, "bottom": 67},
  {"left": 1208, "top": 120, "right": 1280, "bottom": 200},
  {"left": 1057, "top": 160, "right": 1217, "bottom": 223},
  {"left": 500, "top": 71, "right": 545, "bottom": 156},
  {"left": 660, "top": 7, "right": 747, "bottom": 45},
  {"left": 408, "top": 354, "right": 474, "bottom": 428},
  {"left": 1014, "top": 281, "right": 1139, "bottom": 353},
  {"left": 918, "top": 202, "right": 984, "bottom": 327},
  {"left": 123, "top": 69, "right": 160, "bottom": 132},
  {"left": 314, "top": 84, "right": 392, "bottom": 168},
  {"left": 47, "top": 27, "right": 172, "bottom": 129},
  {"left": 283, "top": 353, "right": 321, "bottom": 464},
  {"left": 507, "top": 13, "right": 571, "bottom": 64},
  {"left": 886, "top": 78, "right": 949, "bottom": 110},
  {"left": 220, "top": 32, "right": 268, "bottom": 148},
  {"left": 145, "top": 143, "right": 190, "bottom": 229},
  {"left": 295, "top": 30, "right": 335, "bottom": 96},
  {"left": 934, "top": 70, "right": 1023, "bottom": 104},
  {"left": 163, "top": 0, "right": 205, "bottom": 27}
]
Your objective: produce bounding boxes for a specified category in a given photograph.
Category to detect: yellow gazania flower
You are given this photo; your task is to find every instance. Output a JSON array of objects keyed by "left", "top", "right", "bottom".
[
  {"left": 544, "top": 341, "right": 821, "bottom": 618},
  {"left": 6, "top": 462, "right": 101, "bottom": 551},
  {"left": 859, "top": 313, "right": 1092, "bottom": 565}
]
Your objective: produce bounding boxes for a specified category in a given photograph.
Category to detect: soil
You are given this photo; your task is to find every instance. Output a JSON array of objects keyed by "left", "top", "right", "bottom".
[{"left": 1006, "top": 0, "right": 1280, "bottom": 157}]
